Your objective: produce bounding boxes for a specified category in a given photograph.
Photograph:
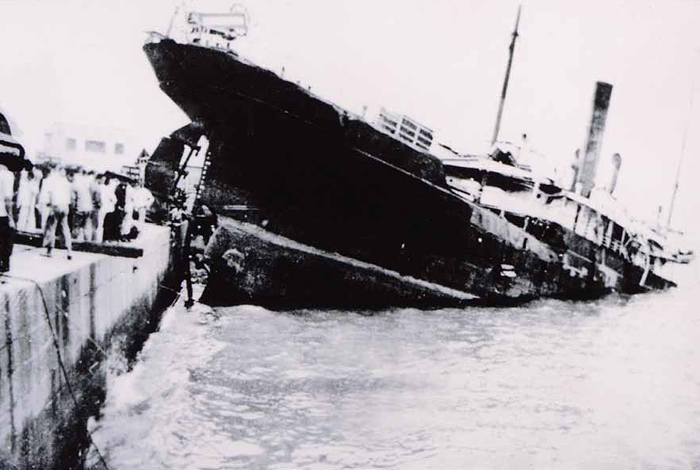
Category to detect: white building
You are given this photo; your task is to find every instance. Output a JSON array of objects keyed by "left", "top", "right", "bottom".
[{"left": 38, "top": 122, "right": 139, "bottom": 172}]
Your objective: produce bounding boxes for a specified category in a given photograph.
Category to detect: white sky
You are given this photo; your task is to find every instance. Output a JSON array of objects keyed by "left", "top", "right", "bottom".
[{"left": 1, "top": 0, "right": 698, "bottom": 236}]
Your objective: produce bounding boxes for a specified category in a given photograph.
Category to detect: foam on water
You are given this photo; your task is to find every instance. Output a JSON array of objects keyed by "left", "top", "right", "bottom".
[{"left": 89, "top": 283, "right": 700, "bottom": 469}]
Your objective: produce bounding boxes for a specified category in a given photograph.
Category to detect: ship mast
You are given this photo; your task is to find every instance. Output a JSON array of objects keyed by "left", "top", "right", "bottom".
[
  {"left": 166, "top": 4, "right": 181, "bottom": 38},
  {"left": 491, "top": 5, "right": 522, "bottom": 146},
  {"left": 666, "top": 84, "right": 694, "bottom": 228}
]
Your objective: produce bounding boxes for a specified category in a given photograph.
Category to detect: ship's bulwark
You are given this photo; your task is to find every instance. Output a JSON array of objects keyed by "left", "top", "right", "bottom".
[{"left": 143, "top": 40, "right": 671, "bottom": 307}]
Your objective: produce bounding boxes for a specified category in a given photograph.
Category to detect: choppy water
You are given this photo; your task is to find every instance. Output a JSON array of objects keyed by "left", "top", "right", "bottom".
[{"left": 89, "top": 283, "right": 700, "bottom": 469}]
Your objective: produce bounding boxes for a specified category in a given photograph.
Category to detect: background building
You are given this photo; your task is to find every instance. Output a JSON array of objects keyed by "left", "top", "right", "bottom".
[
  {"left": 121, "top": 149, "right": 150, "bottom": 182},
  {"left": 37, "top": 122, "right": 140, "bottom": 173}
]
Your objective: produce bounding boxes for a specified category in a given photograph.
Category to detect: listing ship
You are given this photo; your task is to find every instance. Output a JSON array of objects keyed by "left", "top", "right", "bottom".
[
  {"left": 142, "top": 6, "right": 693, "bottom": 308},
  {"left": 0, "top": 108, "right": 28, "bottom": 171}
]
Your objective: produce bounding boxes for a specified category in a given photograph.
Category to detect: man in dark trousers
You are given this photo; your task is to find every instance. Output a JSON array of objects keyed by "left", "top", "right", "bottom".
[
  {"left": 104, "top": 179, "right": 128, "bottom": 242},
  {"left": 114, "top": 180, "right": 128, "bottom": 241}
]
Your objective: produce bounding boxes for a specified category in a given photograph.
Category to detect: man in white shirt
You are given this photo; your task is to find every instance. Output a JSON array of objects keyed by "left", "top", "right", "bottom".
[
  {"left": 97, "top": 176, "right": 117, "bottom": 242},
  {"left": 120, "top": 181, "right": 136, "bottom": 238},
  {"left": 0, "top": 163, "right": 15, "bottom": 272},
  {"left": 37, "top": 167, "right": 51, "bottom": 230},
  {"left": 43, "top": 165, "right": 73, "bottom": 259},
  {"left": 133, "top": 182, "right": 154, "bottom": 230},
  {"left": 72, "top": 169, "right": 94, "bottom": 241},
  {"left": 89, "top": 173, "right": 103, "bottom": 242}
]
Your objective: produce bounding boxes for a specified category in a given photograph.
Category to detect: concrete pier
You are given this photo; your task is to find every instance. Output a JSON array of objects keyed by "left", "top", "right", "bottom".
[{"left": 0, "top": 224, "right": 176, "bottom": 468}]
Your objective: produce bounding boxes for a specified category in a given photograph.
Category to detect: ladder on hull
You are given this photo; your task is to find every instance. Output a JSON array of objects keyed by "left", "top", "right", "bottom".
[{"left": 194, "top": 149, "right": 212, "bottom": 207}]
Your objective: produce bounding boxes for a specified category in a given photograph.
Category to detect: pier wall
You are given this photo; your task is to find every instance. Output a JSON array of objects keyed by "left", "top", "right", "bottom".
[{"left": 0, "top": 225, "right": 177, "bottom": 469}]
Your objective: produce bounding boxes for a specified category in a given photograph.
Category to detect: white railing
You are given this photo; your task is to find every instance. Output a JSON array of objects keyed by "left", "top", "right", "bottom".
[{"left": 185, "top": 5, "right": 248, "bottom": 50}]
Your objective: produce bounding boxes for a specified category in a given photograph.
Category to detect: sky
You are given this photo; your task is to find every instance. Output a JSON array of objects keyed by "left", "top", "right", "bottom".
[{"left": 0, "top": 0, "right": 698, "bottom": 237}]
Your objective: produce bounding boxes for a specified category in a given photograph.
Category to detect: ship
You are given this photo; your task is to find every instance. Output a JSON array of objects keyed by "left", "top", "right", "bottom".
[
  {"left": 0, "top": 108, "right": 28, "bottom": 171},
  {"left": 142, "top": 6, "right": 693, "bottom": 308}
]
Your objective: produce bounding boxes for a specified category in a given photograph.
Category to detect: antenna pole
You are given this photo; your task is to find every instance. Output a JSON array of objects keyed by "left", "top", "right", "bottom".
[
  {"left": 166, "top": 4, "right": 182, "bottom": 38},
  {"left": 491, "top": 5, "right": 522, "bottom": 146},
  {"left": 667, "top": 85, "right": 694, "bottom": 228}
]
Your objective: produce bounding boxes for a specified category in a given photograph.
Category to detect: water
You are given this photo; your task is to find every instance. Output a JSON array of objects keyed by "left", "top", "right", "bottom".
[{"left": 88, "top": 285, "right": 700, "bottom": 469}]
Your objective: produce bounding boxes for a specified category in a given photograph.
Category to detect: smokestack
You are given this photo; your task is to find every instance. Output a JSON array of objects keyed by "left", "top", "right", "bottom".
[
  {"left": 608, "top": 152, "right": 621, "bottom": 194},
  {"left": 570, "top": 148, "right": 581, "bottom": 191},
  {"left": 577, "top": 81, "right": 613, "bottom": 197}
]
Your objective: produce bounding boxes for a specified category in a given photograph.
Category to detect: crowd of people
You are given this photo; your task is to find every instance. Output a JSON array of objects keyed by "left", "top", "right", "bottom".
[{"left": 0, "top": 161, "right": 154, "bottom": 271}]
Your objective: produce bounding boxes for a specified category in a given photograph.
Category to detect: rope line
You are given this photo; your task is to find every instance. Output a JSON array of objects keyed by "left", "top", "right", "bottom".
[
  {"left": 1, "top": 272, "right": 112, "bottom": 470},
  {"left": 1, "top": 267, "right": 147, "bottom": 357}
]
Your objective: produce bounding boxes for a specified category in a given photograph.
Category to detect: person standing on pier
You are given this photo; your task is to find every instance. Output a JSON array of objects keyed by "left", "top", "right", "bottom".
[
  {"left": 111, "top": 179, "right": 128, "bottom": 241},
  {"left": 16, "top": 166, "right": 40, "bottom": 232},
  {"left": 120, "top": 180, "right": 137, "bottom": 239},
  {"left": 90, "top": 173, "right": 103, "bottom": 242},
  {"left": 0, "top": 162, "right": 15, "bottom": 272},
  {"left": 43, "top": 165, "right": 73, "bottom": 259},
  {"left": 37, "top": 166, "right": 51, "bottom": 230},
  {"left": 72, "top": 168, "right": 94, "bottom": 241},
  {"left": 98, "top": 176, "right": 117, "bottom": 242},
  {"left": 133, "top": 182, "right": 154, "bottom": 230}
]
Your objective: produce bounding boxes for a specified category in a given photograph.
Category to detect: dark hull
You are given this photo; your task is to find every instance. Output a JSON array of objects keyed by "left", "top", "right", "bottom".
[{"left": 143, "top": 39, "right": 673, "bottom": 307}]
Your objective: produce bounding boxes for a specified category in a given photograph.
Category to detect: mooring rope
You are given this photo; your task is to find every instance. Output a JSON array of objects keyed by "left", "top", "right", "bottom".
[
  {"left": 158, "top": 281, "right": 213, "bottom": 309},
  {"left": 1, "top": 272, "right": 112, "bottom": 470}
]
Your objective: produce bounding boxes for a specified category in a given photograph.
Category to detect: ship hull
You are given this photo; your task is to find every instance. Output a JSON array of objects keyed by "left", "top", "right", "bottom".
[{"left": 144, "top": 39, "right": 673, "bottom": 307}]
